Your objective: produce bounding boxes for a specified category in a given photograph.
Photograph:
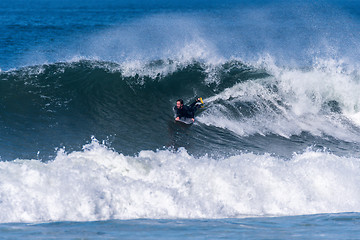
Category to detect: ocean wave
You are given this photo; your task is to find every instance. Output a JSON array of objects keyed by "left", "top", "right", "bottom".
[
  {"left": 1, "top": 58, "right": 360, "bottom": 160},
  {"left": 0, "top": 138, "right": 359, "bottom": 223},
  {"left": 199, "top": 57, "right": 360, "bottom": 142}
]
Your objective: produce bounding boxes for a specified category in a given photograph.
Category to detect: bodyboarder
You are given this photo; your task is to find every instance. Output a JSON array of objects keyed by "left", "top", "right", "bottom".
[{"left": 174, "top": 98, "right": 203, "bottom": 123}]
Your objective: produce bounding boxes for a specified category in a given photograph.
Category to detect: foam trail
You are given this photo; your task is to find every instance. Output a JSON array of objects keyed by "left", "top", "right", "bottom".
[
  {"left": 0, "top": 139, "right": 360, "bottom": 223},
  {"left": 198, "top": 57, "right": 360, "bottom": 141}
]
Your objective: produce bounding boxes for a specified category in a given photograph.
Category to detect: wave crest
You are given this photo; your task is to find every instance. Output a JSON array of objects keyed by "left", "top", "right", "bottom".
[{"left": 1, "top": 58, "right": 360, "bottom": 161}]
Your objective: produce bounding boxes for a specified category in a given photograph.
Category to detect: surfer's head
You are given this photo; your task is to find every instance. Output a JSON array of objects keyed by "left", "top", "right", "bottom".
[{"left": 176, "top": 99, "right": 183, "bottom": 109}]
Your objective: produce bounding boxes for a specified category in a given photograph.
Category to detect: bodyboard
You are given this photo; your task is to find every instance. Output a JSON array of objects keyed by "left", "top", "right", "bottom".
[{"left": 175, "top": 117, "right": 194, "bottom": 125}]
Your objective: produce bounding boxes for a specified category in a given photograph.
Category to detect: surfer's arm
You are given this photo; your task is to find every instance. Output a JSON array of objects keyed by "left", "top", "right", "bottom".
[
  {"left": 174, "top": 106, "right": 181, "bottom": 120},
  {"left": 174, "top": 106, "right": 179, "bottom": 117}
]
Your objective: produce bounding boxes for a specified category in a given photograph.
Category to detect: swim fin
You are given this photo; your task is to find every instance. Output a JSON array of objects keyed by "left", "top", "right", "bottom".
[{"left": 196, "top": 97, "right": 204, "bottom": 108}]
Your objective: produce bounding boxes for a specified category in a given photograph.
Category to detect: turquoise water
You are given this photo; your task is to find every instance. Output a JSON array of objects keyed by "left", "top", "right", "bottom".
[
  {"left": 2, "top": 213, "right": 360, "bottom": 239},
  {"left": 1, "top": 0, "right": 360, "bottom": 238}
]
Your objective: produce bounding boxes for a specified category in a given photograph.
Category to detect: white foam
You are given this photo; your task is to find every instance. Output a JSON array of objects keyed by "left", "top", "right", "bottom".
[
  {"left": 117, "top": 36, "right": 224, "bottom": 79},
  {"left": 199, "top": 56, "right": 360, "bottom": 141},
  {"left": 1, "top": 139, "right": 360, "bottom": 223}
]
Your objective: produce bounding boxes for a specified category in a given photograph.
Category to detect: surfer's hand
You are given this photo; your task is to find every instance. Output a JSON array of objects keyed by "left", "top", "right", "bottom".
[
  {"left": 175, "top": 117, "right": 180, "bottom": 121},
  {"left": 192, "top": 118, "right": 194, "bottom": 122}
]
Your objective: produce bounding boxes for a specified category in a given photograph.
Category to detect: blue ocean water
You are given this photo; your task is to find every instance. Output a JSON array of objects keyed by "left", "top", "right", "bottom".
[
  {"left": 1, "top": 0, "right": 360, "bottom": 238},
  {"left": 2, "top": 213, "right": 360, "bottom": 239}
]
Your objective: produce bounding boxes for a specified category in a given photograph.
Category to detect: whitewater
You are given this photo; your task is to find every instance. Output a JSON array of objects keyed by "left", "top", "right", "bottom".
[
  {"left": 1, "top": 139, "right": 360, "bottom": 223},
  {"left": 1, "top": 0, "right": 360, "bottom": 238}
]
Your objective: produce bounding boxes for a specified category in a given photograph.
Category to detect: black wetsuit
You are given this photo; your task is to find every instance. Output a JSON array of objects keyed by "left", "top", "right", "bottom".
[{"left": 174, "top": 100, "right": 199, "bottom": 119}]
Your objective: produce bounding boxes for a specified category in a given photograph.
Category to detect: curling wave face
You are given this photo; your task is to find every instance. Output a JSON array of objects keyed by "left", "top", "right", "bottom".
[{"left": 1, "top": 59, "right": 360, "bottom": 161}]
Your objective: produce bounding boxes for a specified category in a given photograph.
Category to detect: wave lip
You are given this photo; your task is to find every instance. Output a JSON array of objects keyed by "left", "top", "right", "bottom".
[{"left": 0, "top": 139, "right": 360, "bottom": 223}]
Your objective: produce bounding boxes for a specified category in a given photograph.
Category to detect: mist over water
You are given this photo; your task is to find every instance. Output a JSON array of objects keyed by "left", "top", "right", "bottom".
[
  {"left": 0, "top": 0, "right": 360, "bottom": 223},
  {"left": 3, "top": 0, "right": 359, "bottom": 69}
]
